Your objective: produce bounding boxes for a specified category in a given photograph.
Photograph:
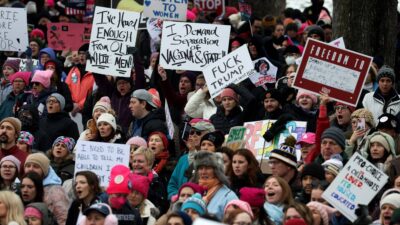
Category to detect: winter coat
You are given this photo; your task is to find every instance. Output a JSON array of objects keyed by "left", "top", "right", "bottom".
[
  {"left": 128, "top": 108, "right": 168, "bottom": 140},
  {"left": 210, "top": 106, "right": 244, "bottom": 135},
  {"left": 363, "top": 88, "right": 400, "bottom": 123},
  {"left": 206, "top": 185, "right": 238, "bottom": 221},
  {"left": 66, "top": 196, "right": 103, "bottom": 225},
  {"left": 0, "top": 82, "right": 12, "bottom": 105},
  {"left": 139, "top": 199, "right": 157, "bottom": 225},
  {"left": 147, "top": 172, "right": 169, "bottom": 215},
  {"left": 43, "top": 167, "right": 70, "bottom": 225},
  {"left": 26, "top": 88, "right": 55, "bottom": 118},
  {"left": 282, "top": 104, "right": 318, "bottom": 132},
  {"left": 0, "top": 145, "right": 28, "bottom": 175},
  {"left": 167, "top": 154, "right": 189, "bottom": 199},
  {"left": 50, "top": 158, "right": 75, "bottom": 183},
  {"left": 0, "top": 91, "right": 28, "bottom": 120},
  {"left": 112, "top": 202, "right": 143, "bottom": 225},
  {"left": 184, "top": 89, "right": 217, "bottom": 120},
  {"left": 39, "top": 112, "right": 79, "bottom": 150},
  {"left": 65, "top": 65, "right": 94, "bottom": 109}
]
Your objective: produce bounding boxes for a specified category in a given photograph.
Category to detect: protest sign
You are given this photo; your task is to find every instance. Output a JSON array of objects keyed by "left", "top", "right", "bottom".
[
  {"left": 249, "top": 57, "right": 278, "bottom": 86},
  {"left": 193, "top": 218, "right": 225, "bottom": 225},
  {"left": 143, "top": 0, "right": 187, "bottom": 21},
  {"left": 0, "top": 8, "right": 28, "bottom": 52},
  {"left": 47, "top": 23, "right": 92, "bottom": 51},
  {"left": 203, "top": 44, "right": 254, "bottom": 99},
  {"left": 225, "top": 126, "right": 247, "bottom": 150},
  {"left": 293, "top": 38, "right": 372, "bottom": 107},
  {"left": 75, "top": 140, "right": 130, "bottom": 186},
  {"left": 194, "top": 0, "right": 222, "bottom": 11},
  {"left": 243, "top": 120, "right": 307, "bottom": 160},
  {"left": 159, "top": 21, "right": 230, "bottom": 71},
  {"left": 296, "top": 37, "right": 347, "bottom": 65},
  {"left": 146, "top": 18, "right": 162, "bottom": 42},
  {"left": 8, "top": 57, "right": 39, "bottom": 71},
  {"left": 165, "top": 99, "right": 175, "bottom": 138},
  {"left": 86, "top": 6, "right": 140, "bottom": 77},
  {"left": 322, "top": 152, "right": 388, "bottom": 222}
]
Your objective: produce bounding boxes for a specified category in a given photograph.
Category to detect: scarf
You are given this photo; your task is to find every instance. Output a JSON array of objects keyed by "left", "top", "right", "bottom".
[
  {"left": 188, "top": 150, "right": 197, "bottom": 164},
  {"left": 154, "top": 151, "right": 169, "bottom": 174},
  {"left": 263, "top": 202, "right": 284, "bottom": 225},
  {"left": 199, "top": 178, "right": 221, "bottom": 204}
]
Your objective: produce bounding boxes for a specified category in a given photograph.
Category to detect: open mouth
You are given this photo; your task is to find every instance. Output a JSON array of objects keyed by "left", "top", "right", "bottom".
[
  {"left": 267, "top": 192, "right": 276, "bottom": 197},
  {"left": 22, "top": 193, "right": 29, "bottom": 199}
]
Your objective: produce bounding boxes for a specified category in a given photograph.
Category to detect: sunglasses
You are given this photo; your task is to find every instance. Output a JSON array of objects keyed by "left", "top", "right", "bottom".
[
  {"left": 189, "top": 130, "right": 202, "bottom": 136},
  {"left": 31, "top": 82, "right": 41, "bottom": 86}
]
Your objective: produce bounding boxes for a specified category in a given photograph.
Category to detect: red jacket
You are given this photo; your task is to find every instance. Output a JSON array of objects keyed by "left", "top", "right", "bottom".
[{"left": 65, "top": 67, "right": 94, "bottom": 110}]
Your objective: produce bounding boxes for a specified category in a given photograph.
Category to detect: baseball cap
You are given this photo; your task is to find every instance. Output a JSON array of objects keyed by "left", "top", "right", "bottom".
[
  {"left": 131, "top": 89, "right": 157, "bottom": 108},
  {"left": 83, "top": 203, "right": 111, "bottom": 216}
]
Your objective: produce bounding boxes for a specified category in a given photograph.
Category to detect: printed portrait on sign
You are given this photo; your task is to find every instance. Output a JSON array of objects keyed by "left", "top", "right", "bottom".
[{"left": 254, "top": 59, "right": 270, "bottom": 76}]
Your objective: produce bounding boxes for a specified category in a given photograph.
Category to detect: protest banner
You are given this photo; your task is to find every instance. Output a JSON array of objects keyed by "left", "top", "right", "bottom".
[
  {"left": 203, "top": 44, "right": 255, "bottom": 99},
  {"left": 75, "top": 140, "right": 130, "bottom": 186},
  {"left": 194, "top": 0, "right": 222, "bottom": 11},
  {"left": 86, "top": 6, "right": 140, "bottom": 77},
  {"left": 8, "top": 57, "right": 39, "bottom": 71},
  {"left": 0, "top": 7, "right": 28, "bottom": 52},
  {"left": 159, "top": 21, "right": 230, "bottom": 71},
  {"left": 322, "top": 152, "right": 388, "bottom": 222},
  {"left": 165, "top": 99, "right": 175, "bottom": 138},
  {"left": 293, "top": 38, "right": 372, "bottom": 106},
  {"left": 143, "top": 0, "right": 187, "bottom": 21},
  {"left": 243, "top": 120, "right": 307, "bottom": 160},
  {"left": 225, "top": 126, "right": 247, "bottom": 150},
  {"left": 47, "top": 23, "right": 92, "bottom": 51},
  {"left": 249, "top": 57, "right": 278, "bottom": 86},
  {"left": 296, "top": 37, "right": 347, "bottom": 65}
]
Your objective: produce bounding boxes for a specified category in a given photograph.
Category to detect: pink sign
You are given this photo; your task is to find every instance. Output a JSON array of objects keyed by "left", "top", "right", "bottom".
[{"left": 47, "top": 23, "right": 92, "bottom": 51}]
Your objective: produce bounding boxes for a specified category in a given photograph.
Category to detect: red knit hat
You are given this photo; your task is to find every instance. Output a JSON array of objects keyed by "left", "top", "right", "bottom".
[
  {"left": 3, "top": 59, "right": 20, "bottom": 72},
  {"left": 148, "top": 131, "right": 168, "bottom": 150},
  {"left": 130, "top": 173, "right": 150, "bottom": 199},
  {"left": 239, "top": 187, "right": 265, "bottom": 207},
  {"left": 220, "top": 88, "right": 239, "bottom": 102},
  {"left": 107, "top": 165, "right": 132, "bottom": 195},
  {"left": 178, "top": 182, "right": 205, "bottom": 196},
  {"left": 284, "top": 218, "right": 307, "bottom": 225},
  {"left": 9, "top": 71, "right": 31, "bottom": 85}
]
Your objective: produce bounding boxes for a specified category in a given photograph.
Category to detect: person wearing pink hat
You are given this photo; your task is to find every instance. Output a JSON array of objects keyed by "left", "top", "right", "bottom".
[
  {"left": 297, "top": 132, "right": 316, "bottom": 164},
  {"left": 0, "top": 155, "right": 21, "bottom": 190},
  {"left": 27, "top": 70, "right": 54, "bottom": 116},
  {"left": 0, "top": 71, "right": 31, "bottom": 119},
  {"left": 126, "top": 136, "right": 147, "bottom": 168},
  {"left": 224, "top": 199, "right": 254, "bottom": 219},
  {"left": 223, "top": 209, "right": 253, "bottom": 225}
]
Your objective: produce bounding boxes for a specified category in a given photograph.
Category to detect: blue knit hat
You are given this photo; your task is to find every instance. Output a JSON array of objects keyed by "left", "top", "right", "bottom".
[{"left": 181, "top": 193, "right": 206, "bottom": 216}]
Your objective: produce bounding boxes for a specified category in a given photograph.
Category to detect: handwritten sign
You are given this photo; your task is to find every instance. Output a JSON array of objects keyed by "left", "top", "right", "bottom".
[
  {"left": 293, "top": 39, "right": 372, "bottom": 106},
  {"left": 203, "top": 44, "right": 254, "bottom": 99},
  {"left": 243, "top": 120, "right": 307, "bottom": 160},
  {"left": 143, "top": 0, "right": 187, "bottom": 21},
  {"left": 8, "top": 57, "right": 39, "bottom": 72},
  {"left": 194, "top": 0, "right": 222, "bottom": 11},
  {"left": 249, "top": 57, "right": 278, "bottom": 86},
  {"left": 296, "top": 38, "right": 346, "bottom": 65},
  {"left": 47, "top": 23, "right": 92, "bottom": 51},
  {"left": 225, "top": 126, "right": 247, "bottom": 150},
  {"left": 0, "top": 7, "right": 28, "bottom": 52},
  {"left": 159, "top": 21, "right": 230, "bottom": 71},
  {"left": 322, "top": 152, "right": 388, "bottom": 222},
  {"left": 86, "top": 6, "right": 140, "bottom": 77},
  {"left": 75, "top": 140, "right": 130, "bottom": 186}
]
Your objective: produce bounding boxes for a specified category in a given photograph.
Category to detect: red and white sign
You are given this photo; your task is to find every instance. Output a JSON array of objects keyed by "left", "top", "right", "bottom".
[
  {"left": 194, "top": 0, "right": 222, "bottom": 11},
  {"left": 293, "top": 39, "right": 372, "bottom": 107}
]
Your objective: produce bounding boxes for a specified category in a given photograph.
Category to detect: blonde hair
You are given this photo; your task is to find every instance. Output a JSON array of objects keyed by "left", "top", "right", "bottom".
[
  {"left": 0, "top": 190, "right": 26, "bottom": 225},
  {"left": 133, "top": 146, "right": 155, "bottom": 168}
]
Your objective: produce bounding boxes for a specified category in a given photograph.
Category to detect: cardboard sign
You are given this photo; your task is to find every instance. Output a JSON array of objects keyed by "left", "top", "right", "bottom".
[
  {"left": 295, "top": 37, "right": 347, "bottom": 65},
  {"left": 194, "top": 0, "right": 222, "bottom": 11},
  {"left": 0, "top": 8, "right": 28, "bottom": 52},
  {"left": 8, "top": 57, "right": 39, "bottom": 72},
  {"left": 249, "top": 57, "right": 278, "bottom": 86},
  {"left": 203, "top": 44, "right": 254, "bottom": 99},
  {"left": 322, "top": 152, "right": 388, "bottom": 222},
  {"left": 86, "top": 6, "right": 140, "bottom": 77},
  {"left": 143, "top": 0, "right": 187, "bottom": 21},
  {"left": 243, "top": 120, "right": 307, "bottom": 160},
  {"left": 75, "top": 140, "right": 130, "bottom": 187},
  {"left": 165, "top": 99, "right": 175, "bottom": 138},
  {"left": 293, "top": 39, "right": 372, "bottom": 106},
  {"left": 47, "top": 23, "right": 92, "bottom": 51},
  {"left": 159, "top": 21, "right": 230, "bottom": 71},
  {"left": 225, "top": 126, "right": 247, "bottom": 150}
]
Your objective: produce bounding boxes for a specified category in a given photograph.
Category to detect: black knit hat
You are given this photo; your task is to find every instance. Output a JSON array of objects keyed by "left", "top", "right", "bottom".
[
  {"left": 377, "top": 113, "right": 399, "bottom": 132},
  {"left": 265, "top": 89, "right": 284, "bottom": 105},
  {"left": 200, "top": 131, "right": 225, "bottom": 148},
  {"left": 301, "top": 163, "right": 325, "bottom": 180},
  {"left": 377, "top": 65, "right": 395, "bottom": 83},
  {"left": 321, "top": 127, "right": 345, "bottom": 150},
  {"left": 270, "top": 145, "right": 297, "bottom": 168}
]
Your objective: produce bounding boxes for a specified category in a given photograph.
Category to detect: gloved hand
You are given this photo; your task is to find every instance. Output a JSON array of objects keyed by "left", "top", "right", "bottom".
[{"left": 263, "top": 114, "right": 295, "bottom": 142}]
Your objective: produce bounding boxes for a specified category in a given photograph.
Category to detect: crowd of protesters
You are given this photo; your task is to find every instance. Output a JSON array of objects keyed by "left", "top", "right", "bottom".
[{"left": 0, "top": 0, "right": 400, "bottom": 225}]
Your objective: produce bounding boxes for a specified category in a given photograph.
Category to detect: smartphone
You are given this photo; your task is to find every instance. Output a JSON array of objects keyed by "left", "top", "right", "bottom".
[{"left": 357, "top": 118, "right": 366, "bottom": 130}]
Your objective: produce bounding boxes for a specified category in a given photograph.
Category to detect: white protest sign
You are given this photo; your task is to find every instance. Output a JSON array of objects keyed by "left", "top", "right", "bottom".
[
  {"left": 86, "top": 6, "right": 140, "bottom": 77},
  {"left": 146, "top": 18, "right": 162, "bottom": 42},
  {"left": 8, "top": 57, "right": 39, "bottom": 71},
  {"left": 159, "top": 21, "right": 230, "bottom": 71},
  {"left": 143, "top": 0, "right": 187, "bottom": 21},
  {"left": 296, "top": 37, "right": 346, "bottom": 65},
  {"left": 203, "top": 44, "right": 255, "bottom": 99},
  {"left": 249, "top": 57, "right": 278, "bottom": 86},
  {"left": 75, "top": 140, "right": 130, "bottom": 187},
  {"left": 0, "top": 8, "right": 28, "bottom": 52},
  {"left": 322, "top": 152, "right": 388, "bottom": 222},
  {"left": 164, "top": 99, "right": 174, "bottom": 138}
]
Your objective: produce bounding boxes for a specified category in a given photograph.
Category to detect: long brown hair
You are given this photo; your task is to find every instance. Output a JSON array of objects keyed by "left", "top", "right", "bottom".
[
  {"left": 264, "top": 176, "right": 294, "bottom": 206},
  {"left": 227, "top": 149, "right": 261, "bottom": 185}
]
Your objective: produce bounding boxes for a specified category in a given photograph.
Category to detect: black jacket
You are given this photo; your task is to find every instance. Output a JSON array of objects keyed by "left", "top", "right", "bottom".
[{"left": 128, "top": 108, "right": 168, "bottom": 140}]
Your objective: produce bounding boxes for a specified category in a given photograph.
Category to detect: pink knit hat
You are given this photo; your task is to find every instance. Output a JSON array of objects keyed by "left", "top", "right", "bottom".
[
  {"left": 129, "top": 173, "right": 150, "bottom": 199},
  {"left": 126, "top": 136, "right": 148, "bottom": 148},
  {"left": 0, "top": 155, "right": 21, "bottom": 173},
  {"left": 30, "top": 29, "right": 45, "bottom": 40},
  {"left": 224, "top": 199, "right": 254, "bottom": 219},
  {"left": 307, "top": 201, "right": 336, "bottom": 225},
  {"left": 24, "top": 207, "right": 43, "bottom": 219},
  {"left": 239, "top": 187, "right": 265, "bottom": 208},
  {"left": 220, "top": 88, "right": 239, "bottom": 102},
  {"left": 107, "top": 165, "right": 132, "bottom": 195},
  {"left": 92, "top": 96, "right": 112, "bottom": 114},
  {"left": 296, "top": 90, "right": 318, "bottom": 105},
  {"left": 31, "top": 70, "right": 53, "bottom": 88},
  {"left": 178, "top": 182, "right": 205, "bottom": 196},
  {"left": 9, "top": 71, "right": 31, "bottom": 85}
]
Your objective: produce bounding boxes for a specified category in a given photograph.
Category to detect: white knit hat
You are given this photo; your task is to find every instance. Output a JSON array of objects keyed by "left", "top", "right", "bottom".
[
  {"left": 321, "top": 154, "right": 343, "bottom": 176},
  {"left": 97, "top": 113, "right": 117, "bottom": 131}
]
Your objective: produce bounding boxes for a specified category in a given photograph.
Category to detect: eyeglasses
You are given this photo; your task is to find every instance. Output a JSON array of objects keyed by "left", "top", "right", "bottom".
[
  {"left": 334, "top": 105, "right": 349, "bottom": 111},
  {"left": 189, "top": 130, "right": 202, "bottom": 136},
  {"left": 1, "top": 165, "right": 16, "bottom": 169},
  {"left": 46, "top": 99, "right": 59, "bottom": 104}
]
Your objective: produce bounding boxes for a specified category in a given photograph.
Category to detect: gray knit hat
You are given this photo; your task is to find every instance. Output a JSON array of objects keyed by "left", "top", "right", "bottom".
[
  {"left": 49, "top": 93, "right": 65, "bottom": 111},
  {"left": 377, "top": 65, "right": 395, "bottom": 83},
  {"left": 193, "top": 151, "right": 229, "bottom": 186},
  {"left": 321, "top": 127, "right": 345, "bottom": 150}
]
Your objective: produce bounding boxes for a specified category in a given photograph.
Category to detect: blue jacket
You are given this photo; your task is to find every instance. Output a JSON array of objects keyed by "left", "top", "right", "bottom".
[
  {"left": 207, "top": 185, "right": 238, "bottom": 220},
  {"left": 167, "top": 154, "right": 189, "bottom": 199}
]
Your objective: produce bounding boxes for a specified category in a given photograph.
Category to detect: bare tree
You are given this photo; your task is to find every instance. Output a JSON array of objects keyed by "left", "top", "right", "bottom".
[
  {"left": 332, "top": 0, "right": 398, "bottom": 67},
  {"left": 227, "top": 0, "right": 286, "bottom": 18}
]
